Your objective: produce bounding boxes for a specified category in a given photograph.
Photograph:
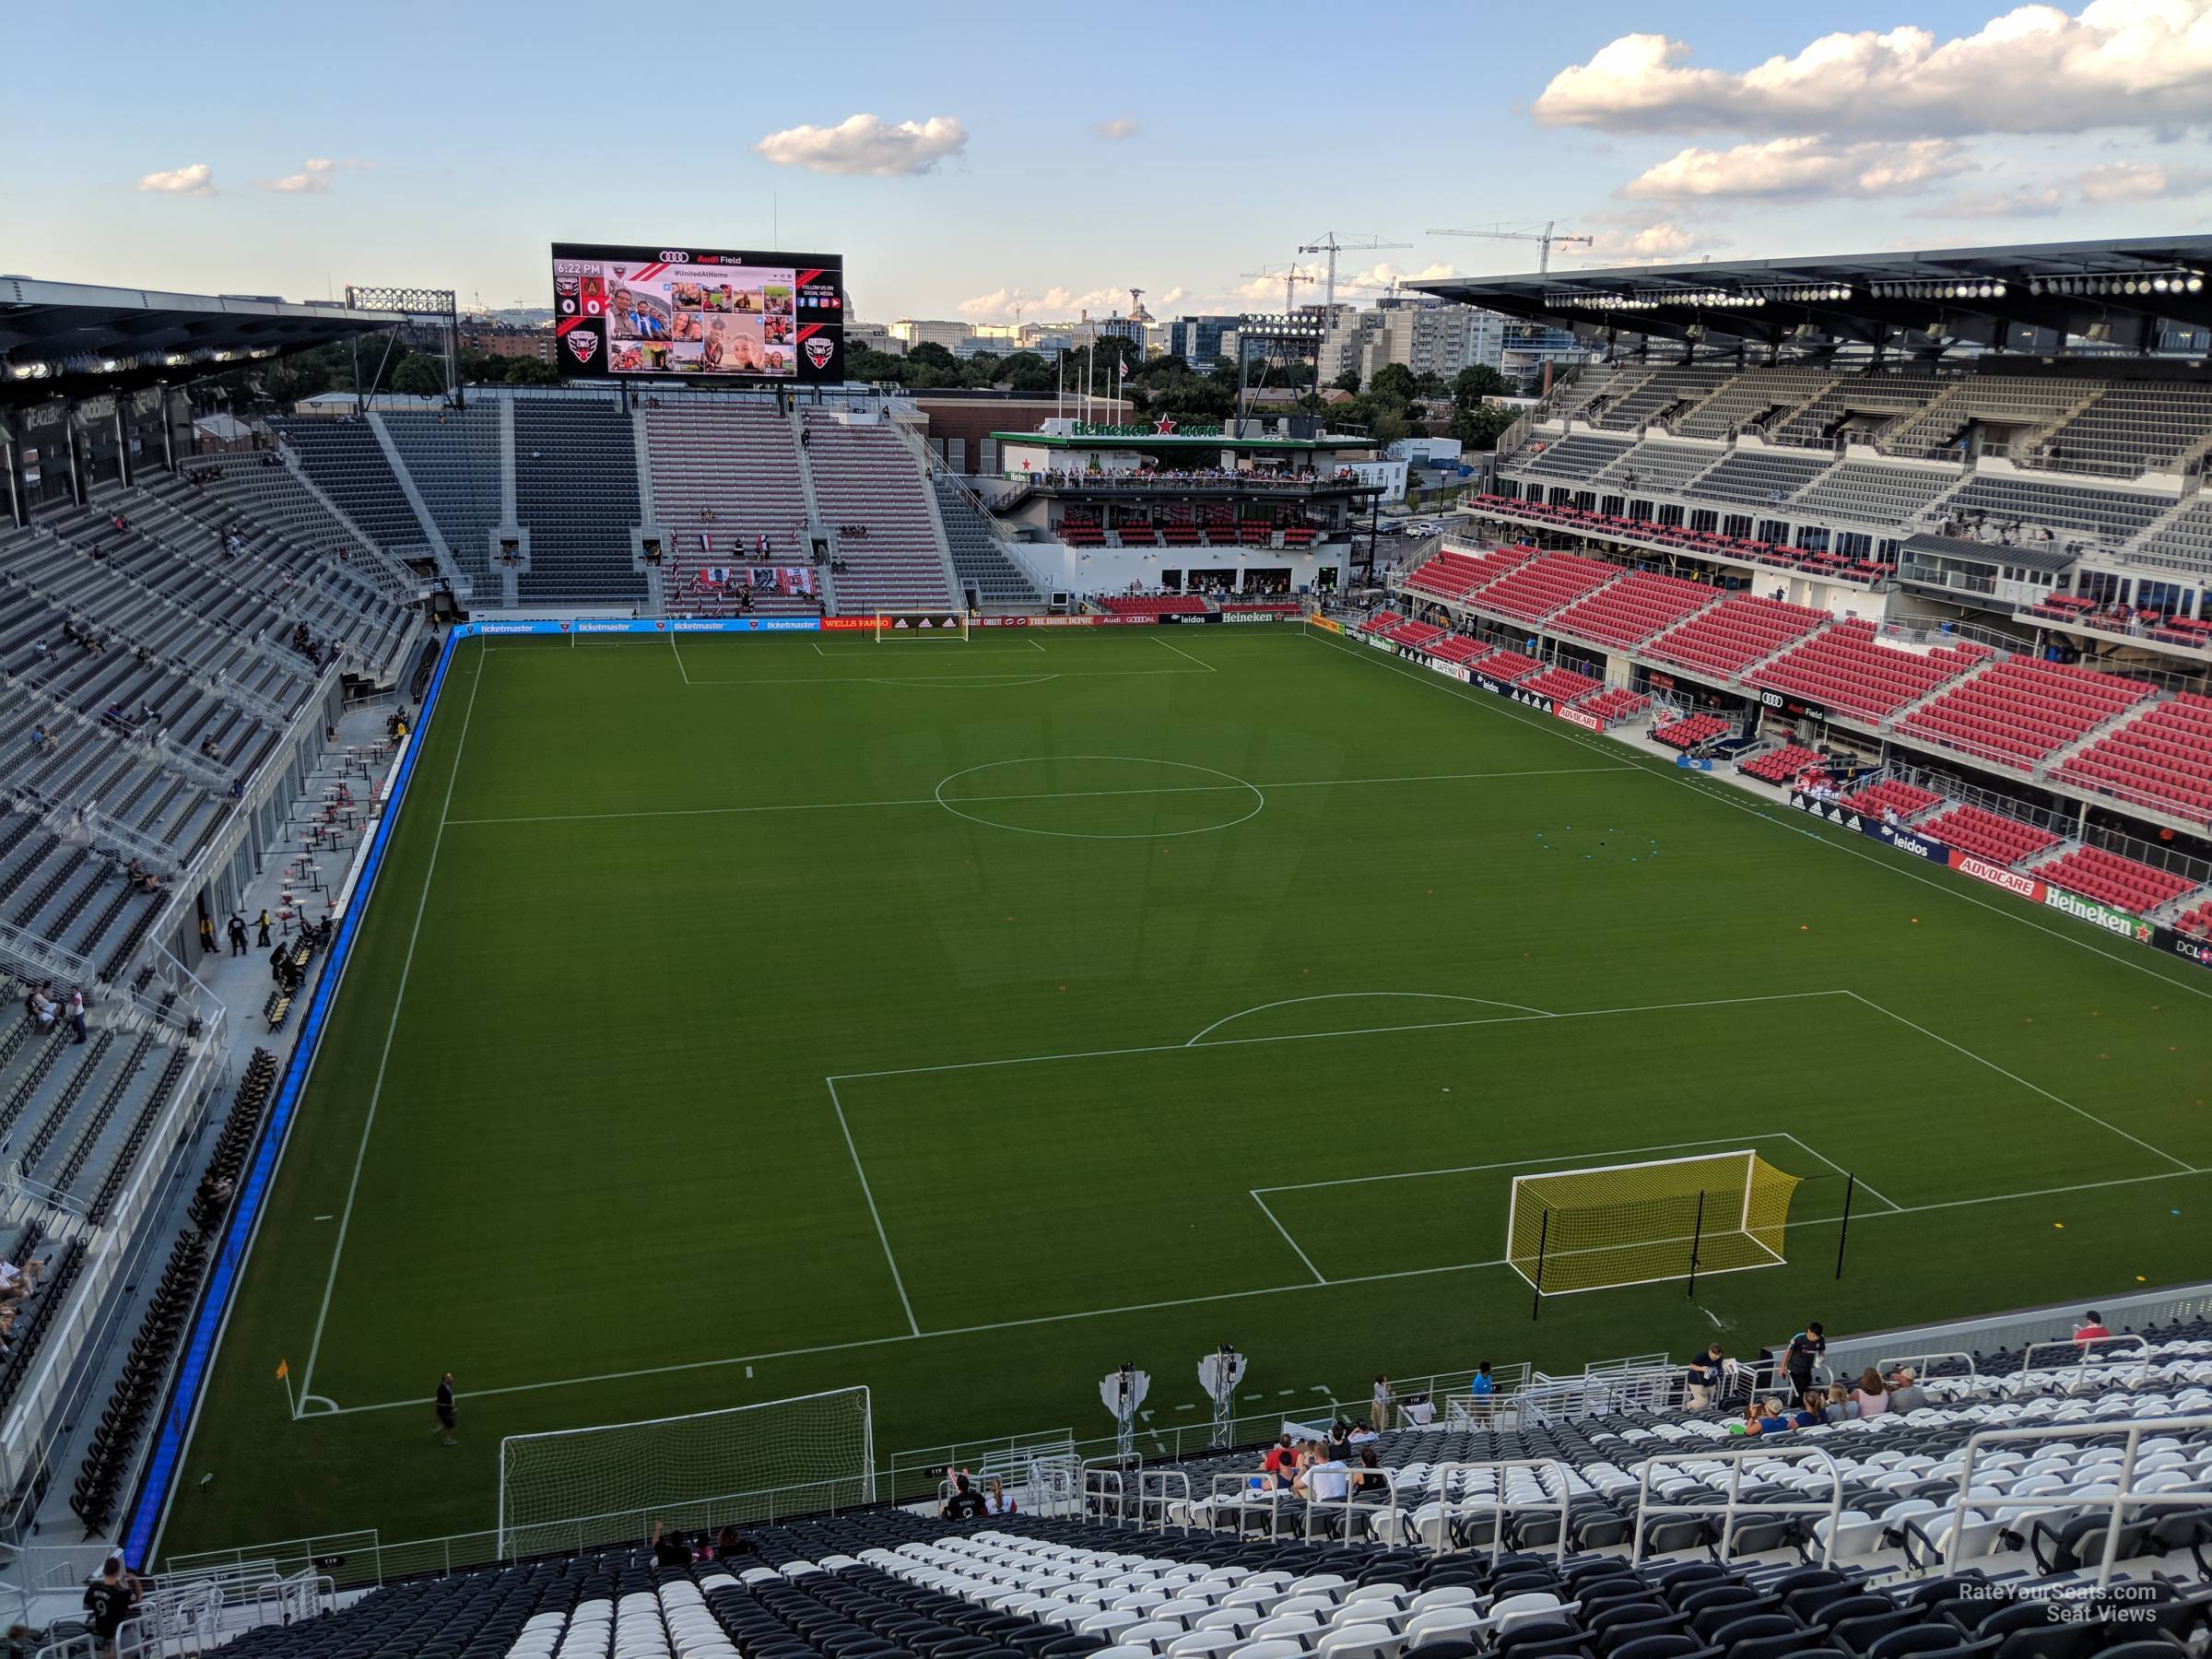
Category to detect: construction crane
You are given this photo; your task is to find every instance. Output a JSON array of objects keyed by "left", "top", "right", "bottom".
[
  {"left": 1298, "top": 232, "right": 1410, "bottom": 314},
  {"left": 1241, "top": 263, "right": 1315, "bottom": 314},
  {"left": 1427, "top": 220, "right": 1594, "bottom": 275}
]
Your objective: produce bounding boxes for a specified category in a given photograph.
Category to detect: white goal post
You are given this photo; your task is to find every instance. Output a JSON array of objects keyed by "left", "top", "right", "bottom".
[
  {"left": 497, "top": 1385, "right": 873, "bottom": 1559},
  {"left": 1506, "top": 1149, "right": 1803, "bottom": 1298},
  {"left": 874, "top": 611, "right": 970, "bottom": 641}
]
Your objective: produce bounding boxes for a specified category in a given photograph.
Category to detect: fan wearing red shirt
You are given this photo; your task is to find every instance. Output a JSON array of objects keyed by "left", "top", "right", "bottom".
[{"left": 2073, "top": 1310, "right": 2112, "bottom": 1347}]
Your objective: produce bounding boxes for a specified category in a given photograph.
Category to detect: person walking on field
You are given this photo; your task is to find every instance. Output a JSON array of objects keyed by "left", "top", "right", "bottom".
[{"left": 433, "top": 1372, "right": 457, "bottom": 1446}]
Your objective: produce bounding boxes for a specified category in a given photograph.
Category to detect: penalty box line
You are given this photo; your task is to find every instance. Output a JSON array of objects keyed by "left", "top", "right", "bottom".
[{"left": 294, "top": 1159, "right": 2211, "bottom": 1420}]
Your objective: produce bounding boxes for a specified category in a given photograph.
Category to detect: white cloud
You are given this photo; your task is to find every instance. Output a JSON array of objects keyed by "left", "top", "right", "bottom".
[
  {"left": 257, "top": 156, "right": 369, "bottom": 194},
  {"left": 1342, "top": 261, "right": 1461, "bottom": 290},
  {"left": 1089, "top": 116, "right": 1139, "bottom": 141},
  {"left": 1621, "top": 135, "right": 1971, "bottom": 199},
  {"left": 2076, "top": 159, "right": 2212, "bottom": 200},
  {"left": 1534, "top": 3, "right": 2212, "bottom": 137},
  {"left": 136, "top": 162, "right": 216, "bottom": 197},
  {"left": 1157, "top": 286, "right": 1187, "bottom": 308},
  {"left": 752, "top": 113, "right": 967, "bottom": 176},
  {"left": 957, "top": 284, "right": 1135, "bottom": 320},
  {"left": 1573, "top": 216, "right": 1712, "bottom": 265},
  {"left": 1922, "top": 184, "right": 2066, "bottom": 216}
]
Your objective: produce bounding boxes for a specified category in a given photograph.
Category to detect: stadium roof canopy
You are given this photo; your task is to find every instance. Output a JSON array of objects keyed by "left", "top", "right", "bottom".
[
  {"left": 0, "top": 276, "right": 398, "bottom": 405},
  {"left": 1409, "top": 236, "right": 2212, "bottom": 358}
]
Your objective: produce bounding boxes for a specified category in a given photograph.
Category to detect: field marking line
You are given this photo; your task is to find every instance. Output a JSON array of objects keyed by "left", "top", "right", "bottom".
[
  {"left": 1249, "top": 1191, "right": 1327, "bottom": 1284},
  {"left": 824, "top": 1079, "right": 922, "bottom": 1336},
  {"left": 1840, "top": 989, "right": 2197, "bottom": 1174},
  {"left": 810, "top": 641, "right": 825, "bottom": 656},
  {"left": 669, "top": 630, "right": 689, "bottom": 685},
  {"left": 1303, "top": 629, "right": 2212, "bottom": 1004},
  {"left": 1777, "top": 1130, "right": 1904, "bottom": 1215},
  {"left": 1254, "top": 1133, "right": 1789, "bottom": 1195},
  {"left": 681, "top": 667, "right": 1214, "bottom": 686},
  {"left": 1152, "top": 634, "right": 1216, "bottom": 671},
  {"left": 440, "top": 765, "right": 1633, "bottom": 830},
  {"left": 298, "top": 1157, "right": 2212, "bottom": 1419},
  {"left": 871, "top": 674, "right": 1061, "bottom": 690},
  {"left": 829, "top": 990, "right": 1852, "bottom": 1085},
  {"left": 297, "top": 644, "right": 488, "bottom": 1405},
  {"left": 1027, "top": 637, "right": 1047, "bottom": 653},
  {"left": 1186, "top": 990, "right": 1553, "bottom": 1046}
]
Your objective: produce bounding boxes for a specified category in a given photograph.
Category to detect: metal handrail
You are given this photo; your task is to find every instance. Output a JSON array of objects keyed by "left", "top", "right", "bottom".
[
  {"left": 1427, "top": 1458, "right": 1576, "bottom": 1563},
  {"left": 1875, "top": 1350, "right": 1979, "bottom": 1382},
  {"left": 2016, "top": 1334, "right": 2152, "bottom": 1392},
  {"left": 1301, "top": 1465, "right": 1398, "bottom": 1544},
  {"left": 1630, "top": 1442, "right": 1843, "bottom": 1567},
  {"left": 1134, "top": 1469, "right": 1190, "bottom": 1534},
  {"left": 1079, "top": 1465, "right": 1126, "bottom": 1529},
  {"left": 1939, "top": 1413, "right": 2212, "bottom": 1587}
]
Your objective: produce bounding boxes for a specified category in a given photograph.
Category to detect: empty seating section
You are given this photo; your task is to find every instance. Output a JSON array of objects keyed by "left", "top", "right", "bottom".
[
  {"left": 1593, "top": 441, "right": 1721, "bottom": 495},
  {"left": 1100, "top": 595, "right": 1208, "bottom": 617},
  {"left": 1783, "top": 462, "right": 1960, "bottom": 525},
  {"left": 2183, "top": 900, "right": 2212, "bottom": 937},
  {"left": 800, "top": 416, "right": 959, "bottom": 614},
  {"left": 1579, "top": 687, "right": 1649, "bottom": 723},
  {"left": 1897, "top": 657, "right": 2152, "bottom": 767},
  {"left": 935, "top": 478, "right": 1043, "bottom": 607},
  {"left": 1590, "top": 364, "right": 1729, "bottom": 430},
  {"left": 1919, "top": 803, "right": 2059, "bottom": 865},
  {"left": 1469, "top": 648, "right": 1540, "bottom": 683},
  {"left": 1883, "top": 375, "right": 2089, "bottom": 460},
  {"left": 1673, "top": 365, "right": 1837, "bottom": 439},
  {"left": 1770, "top": 370, "right": 1940, "bottom": 448},
  {"left": 1747, "top": 622, "right": 1971, "bottom": 721},
  {"left": 1738, "top": 743, "right": 1824, "bottom": 784},
  {"left": 514, "top": 401, "right": 644, "bottom": 604},
  {"left": 645, "top": 405, "right": 814, "bottom": 615},
  {"left": 1839, "top": 779, "right": 1941, "bottom": 819},
  {"left": 1403, "top": 548, "right": 1523, "bottom": 601},
  {"left": 1656, "top": 712, "right": 1734, "bottom": 749},
  {"left": 1680, "top": 450, "right": 1834, "bottom": 507},
  {"left": 1512, "top": 433, "right": 1633, "bottom": 480},
  {"left": 382, "top": 406, "right": 504, "bottom": 585},
  {"left": 1466, "top": 552, "right": 1618, "bottom": 623},
  {"left": 1426, "top": 634, "right": 1488, "bottom": 665},
  {"left": 2133, "top": 498, "right": 2212, "bottom": 573},
  {"left": 1383, "top": 619, "right": 1445, "bottom": 651},
  {"left": 2055, "top": 693, "right": 2212, "bottom": 826},
  {"left": 1931, "top": 474, "right": 2170, "bottom": 547},
  {"left": 268, "top": 418, "right": 436, "bottom": 554},
  {"left": 1519, "top": 665, "right": 1600, "bottom": 704},
  {"left": 1644, "top": 595, "right": 1826, "bottom": 682},
  {"left": 2031, "top": 381, "right": 2212, "bottom": 478},
  {"left": 2037, "top": 844, "right": 2196, "bottom": 914},
  {"left": 1547, "top": 571, "right": 1715, "bottom": 650}
]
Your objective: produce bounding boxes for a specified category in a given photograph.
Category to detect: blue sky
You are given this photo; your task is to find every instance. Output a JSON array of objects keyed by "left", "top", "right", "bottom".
[{"left": 3, "top": 0, "right": 2206, "bottom": 323}]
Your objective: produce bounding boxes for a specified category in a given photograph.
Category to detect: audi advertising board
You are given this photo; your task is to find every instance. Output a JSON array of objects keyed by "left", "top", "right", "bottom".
[{"left": 551, "top": 242, "right": 844, "bottom": 383}]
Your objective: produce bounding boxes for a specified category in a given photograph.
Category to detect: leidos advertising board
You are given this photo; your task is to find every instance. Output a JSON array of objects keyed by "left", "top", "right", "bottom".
[{"left": 551, "top": 242, "right": 844, "bottom": 383}]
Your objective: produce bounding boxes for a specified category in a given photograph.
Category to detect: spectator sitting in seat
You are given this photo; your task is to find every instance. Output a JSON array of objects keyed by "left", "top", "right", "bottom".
[
  {"left": 1852, "top": 1367, "right": 1891, "bottom": 1417},
  {"left": 29, "top": 987, "right": 59, "bottom": 1031},
  {"left": 1737, "top": 1398, "right": 1782, "bottom": 1436},
  {"left": 1823, "top": 1382, "right": 1855, "bottom": 1422},
  {"left": 1885, "top": 1367, "right": 1931, "bottom": 1415},
  {"left": 1297, "top": 1446, "right": 1349, "bottom": 1503},
  {"left": 649, "top": 1521, "right": 691, "bottom": 1567},
  {"left": 939, "top": 1472, "right": 987, "bottom": 1520},
  {"left": 0, "top": 1254, "right": 41, "bottom": 1304},
  {"left": 1352, "top": 1445, "right": 1386, "bottom": 1491},
  {"left": 985, "top": 1477, "right": 1014, "bottom": 1515},
  {"left": 125, "top": 860, "right": 161, "bottom": 894},
  {"left": 29, "top": 724, "right": 52, "bottom": 755},
  {"left": 2074, "top": 1309, "right": 2112, "bottom": 1347},
  {"left": 1257, "top": 1434, "right": 1299, "bottom": 1488},
  {"left": 1788, "top": 1396, "right": 1825, "bottom": 1430}
]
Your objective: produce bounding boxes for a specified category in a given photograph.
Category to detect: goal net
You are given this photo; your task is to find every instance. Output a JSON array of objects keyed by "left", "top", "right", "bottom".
[
  {"left": 1507, "top": 1150, "right": 1802, "bottom": 1297},
  {"left": 874, "top": 611, "right": 970, "bottom": 641},
  {"left": 497, "top": 1386, "right": 872, "bottom": 1559}
]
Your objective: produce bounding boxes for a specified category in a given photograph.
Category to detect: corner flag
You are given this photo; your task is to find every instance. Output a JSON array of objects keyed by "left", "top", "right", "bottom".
[{"left": 276, "top": 1359, "right": 288, "bottom": 1379}]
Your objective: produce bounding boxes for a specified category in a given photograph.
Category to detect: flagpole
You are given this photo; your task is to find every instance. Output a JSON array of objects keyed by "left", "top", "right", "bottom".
[{"left": 276, "top": 1359, "right": 295, "bottom": 1418}]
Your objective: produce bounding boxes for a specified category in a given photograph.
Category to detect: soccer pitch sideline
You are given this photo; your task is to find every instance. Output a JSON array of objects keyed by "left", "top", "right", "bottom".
[{"left": 157, "top": 622, "right": 2212, "bottom": 1559}]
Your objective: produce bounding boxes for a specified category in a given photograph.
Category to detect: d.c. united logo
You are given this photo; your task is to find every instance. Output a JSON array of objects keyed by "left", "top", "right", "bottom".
[
  {"left": 566, "top": 330, "right": 599, "bottom": 365},
  {"left": 804, "top": 337, "right": 834, "bottom": 371}
]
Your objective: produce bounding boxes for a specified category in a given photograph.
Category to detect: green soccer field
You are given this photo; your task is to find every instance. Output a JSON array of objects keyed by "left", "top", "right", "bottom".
[{"left": 160, "top": 621, "right": 2212, "bottom": 1561}]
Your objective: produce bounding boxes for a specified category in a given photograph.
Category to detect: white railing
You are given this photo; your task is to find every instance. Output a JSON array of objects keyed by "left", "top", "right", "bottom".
[
  {"left": 2015, "top": 1334, "right": 2153, "bottom": 1392},
  {"left": 1425, "top": 1459, "right": 1575, "bottom": 1562},
  {"left": 1302, "top": 1465, "right": 1399, "bottom": 1544},
  {"left": 1206, "top": 1470, "right": 1284, "bottom": 1540},
  {"left": 1134, "top": 1469, "right": 1190, "bottom": 1534},
  {"left": 1937, "top": 1414, "right": 2212, "bottom": 1587},
  {"left": 1875, "top": 1349, "right": 1979, "bottom": 1382},
  {"left": 1630, "top": 1442, "right": 1843, "bottom": 1567},
  {"left": 1079, "top": 1464, "right": 1127, "bottom": 1528}
]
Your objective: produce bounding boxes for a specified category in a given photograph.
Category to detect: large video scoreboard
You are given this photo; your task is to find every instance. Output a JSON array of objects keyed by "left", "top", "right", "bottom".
[{"left": 551, "top": 242, "right": 844, "bottom": 383}]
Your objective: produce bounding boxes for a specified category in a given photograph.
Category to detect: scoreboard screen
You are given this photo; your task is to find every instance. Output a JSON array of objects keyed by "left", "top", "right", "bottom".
[{"left": 551, "top": 242, "right": 844, "bottom": 383}]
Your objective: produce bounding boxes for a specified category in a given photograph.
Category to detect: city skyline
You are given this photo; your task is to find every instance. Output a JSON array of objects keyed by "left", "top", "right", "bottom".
[{"left": 4, "top": 0, "right": 2207, "bottom": 323}]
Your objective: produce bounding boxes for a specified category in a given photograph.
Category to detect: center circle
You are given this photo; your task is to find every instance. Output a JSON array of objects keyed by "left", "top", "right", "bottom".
[{"left": 933, "top": 756, "right": 1265, "bottom": 840}]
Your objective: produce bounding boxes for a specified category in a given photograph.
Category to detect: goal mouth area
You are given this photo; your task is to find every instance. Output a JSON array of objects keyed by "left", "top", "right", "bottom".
[{"left": 1507, "top": 1148, "right": 1803, "bottom": 1298}]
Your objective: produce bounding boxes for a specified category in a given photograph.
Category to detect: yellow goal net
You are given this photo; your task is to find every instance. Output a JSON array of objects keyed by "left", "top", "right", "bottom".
[{"left": 1507, "top": 1149, "right": 1802, "bottom": 1297}]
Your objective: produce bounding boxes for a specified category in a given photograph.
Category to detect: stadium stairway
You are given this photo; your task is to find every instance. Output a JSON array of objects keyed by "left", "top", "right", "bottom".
[
  {"left": 644, "top": 402, "right": 818, "bottom": 617},
  {"left": 936, "top": 476, "right": 1047, "bottom": 609},
  {"left": 798, "top": 415, "right": 961, "bottom": 615}
]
